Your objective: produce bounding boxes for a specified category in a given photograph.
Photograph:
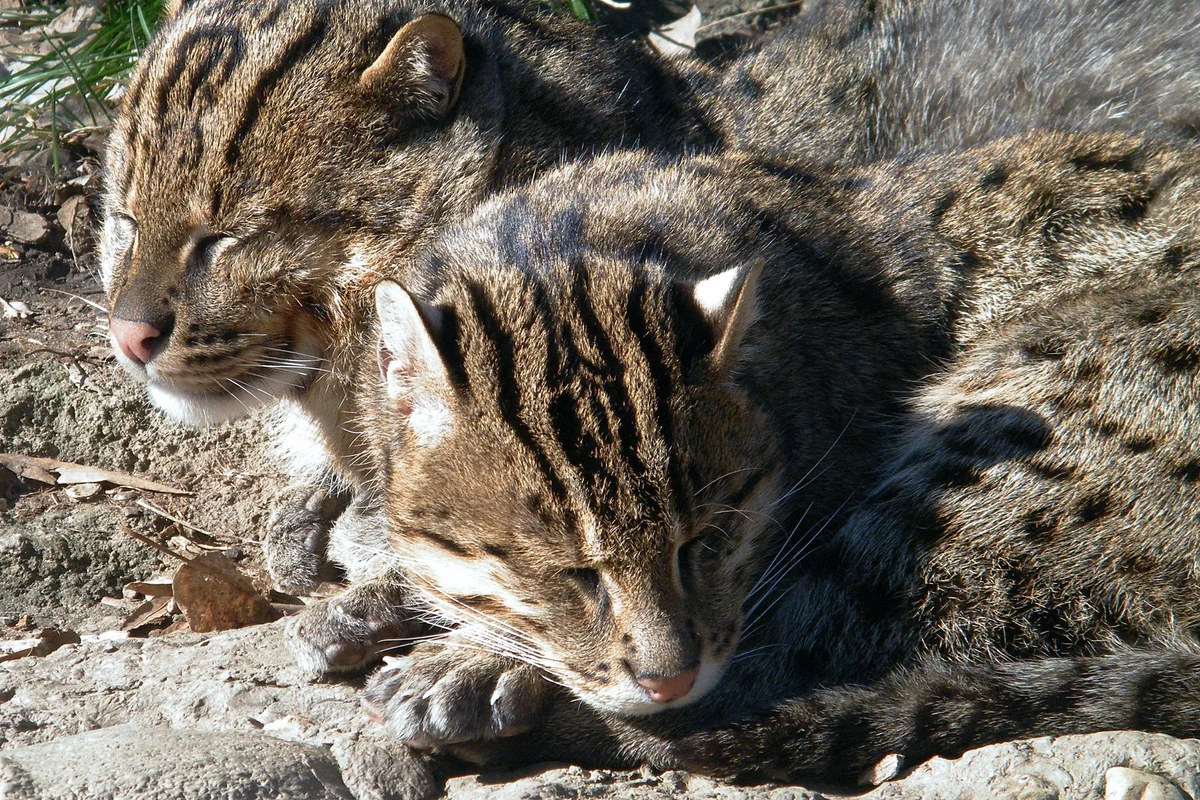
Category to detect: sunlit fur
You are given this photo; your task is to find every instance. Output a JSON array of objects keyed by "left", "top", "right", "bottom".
[
  {"left": 359, "top": 254, "right": 781, "bottom": 715},
  {"left": 356, "top": 134, "right": 1200, "bottom": 778},
  {"left": 99, "top": 0, "right": 710, "bottom": 481}
]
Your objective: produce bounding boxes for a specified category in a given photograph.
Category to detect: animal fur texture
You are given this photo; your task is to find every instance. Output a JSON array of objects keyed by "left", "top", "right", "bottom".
[{"left": 352, "top": 132, "right": 1200, "bottom": 781}]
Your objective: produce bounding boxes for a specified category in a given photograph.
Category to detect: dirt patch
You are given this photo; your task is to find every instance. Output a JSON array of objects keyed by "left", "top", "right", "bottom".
[{"left": 0, "top": 183, "right": 285, "bottom": 638}]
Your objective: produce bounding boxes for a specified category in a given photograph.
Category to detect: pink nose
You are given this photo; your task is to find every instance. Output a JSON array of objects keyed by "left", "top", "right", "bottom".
[
  {"left": 637, "top": 667, "right": 699, "bottom": 704},
  {"left": 110, "top": 318, "right": 163, "bottom": 365}
]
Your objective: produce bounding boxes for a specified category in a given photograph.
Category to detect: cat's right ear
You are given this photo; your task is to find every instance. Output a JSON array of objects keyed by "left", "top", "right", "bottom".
[
  {"left": 688, "top": 260, "right": 763, "bottom": 377},
  {"left": 359, "top": 15, "right": 466, "bottom": 120},
  {"left": 375, "top": 281, "right": 455, "bottom": 446}
]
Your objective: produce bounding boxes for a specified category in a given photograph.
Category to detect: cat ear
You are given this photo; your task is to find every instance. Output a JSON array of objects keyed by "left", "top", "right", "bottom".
[
  {"left": 162, "top": 0, "right": 196, "bottom": 21},
  {"left": 688, "top": 260, "right": 763, "bottom": 376},
  {"left": 359, "top": 15, "right": 466, "bottom": 120},
  {"left": 375, "top": 281, "right": 454, "bottom": 445}
]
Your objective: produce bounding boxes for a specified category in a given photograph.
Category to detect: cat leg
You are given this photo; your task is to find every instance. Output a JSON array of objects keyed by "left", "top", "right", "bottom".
[
  {"left": 361, "top": 636, "right": 555, "bottom": 750},
  {"left": 286, "top": 570, "right": 428, "bottom": 675},
  {"left": 286, "top": 497, "right": 432, "bottom": 674},
  {"left": 265, "top": 483, "right": 351, "bottom": 594}
]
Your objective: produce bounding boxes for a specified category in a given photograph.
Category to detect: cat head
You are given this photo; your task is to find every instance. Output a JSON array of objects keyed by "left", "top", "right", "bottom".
[
  {"left": 361, "top": 250, "right": 782, "bottom": 716},
  {"left": 100, "top": 0, "right": 484, "bottom": 424}
]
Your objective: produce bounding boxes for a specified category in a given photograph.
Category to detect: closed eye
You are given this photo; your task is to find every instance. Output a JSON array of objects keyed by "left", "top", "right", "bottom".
[
  {"left": 189, "top": 234, "right": 226, "bottom": 271},
  {"left": 563, "top": 567, "right": 605, "bottom": 601}
]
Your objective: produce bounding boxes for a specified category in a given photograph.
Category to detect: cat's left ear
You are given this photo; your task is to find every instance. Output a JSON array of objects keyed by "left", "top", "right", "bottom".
[
  {"left": 359, "top": 15, "right": 466, "bottom": 120},
  {"left": 375, "top": 281, "right": 455, "bottom": 446},
  {"left": 684, "top": 260, "right": 763, "bottom": 377}
]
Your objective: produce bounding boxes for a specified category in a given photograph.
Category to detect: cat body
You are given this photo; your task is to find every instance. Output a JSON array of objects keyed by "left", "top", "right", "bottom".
[
  {"left": 99, "top": 0, "right": 1200, "bottom": 672},
  {"left": 354, "top": 131, "right": 1200, "bottom": 780},
  {"left": 715, "top": 0, "right": 1200, "bottom": 164},
  {"left": 99, "top": 0, "right": 713, "bottom": 601}
]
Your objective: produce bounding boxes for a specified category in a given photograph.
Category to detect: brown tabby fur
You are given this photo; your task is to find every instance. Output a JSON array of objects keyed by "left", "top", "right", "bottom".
[
  {"left": 101, "top": 0, "right": 1200, "bottom": 677},
  {"left": 99, "top": 0, "right": 712, "bottom": 600},
  {"left": 354, "top": 131, "right": 1200, "bottom": 781}
]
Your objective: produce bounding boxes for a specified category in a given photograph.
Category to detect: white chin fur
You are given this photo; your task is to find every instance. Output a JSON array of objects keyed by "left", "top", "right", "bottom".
[
  {"left": 145, "top": 381, "right": 272, "bottom": 426},
  {"left": 580, "top": 651, "right": 730, "bottom": 718}
]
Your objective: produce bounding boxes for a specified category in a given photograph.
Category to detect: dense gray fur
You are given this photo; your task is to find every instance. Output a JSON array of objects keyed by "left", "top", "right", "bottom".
[{"left": 354, "top": 133, "right": 1200, "bottom": 782}]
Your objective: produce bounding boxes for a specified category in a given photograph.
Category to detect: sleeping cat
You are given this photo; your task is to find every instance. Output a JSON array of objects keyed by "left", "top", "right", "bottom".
[
  {"left": 351, "top": 131, "right": 1200, "bottom": 780},
  {"left": 98, "top": 0, "right": 714, "bottom": 634},
  {"left": 100, "top": 0, "right": 1200, "bottom": 672}
]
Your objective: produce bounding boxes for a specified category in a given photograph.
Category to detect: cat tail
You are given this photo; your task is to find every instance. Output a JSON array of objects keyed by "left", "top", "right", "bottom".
[{"left": 672, "top": 650, "right": 1200, "bottom": 782}]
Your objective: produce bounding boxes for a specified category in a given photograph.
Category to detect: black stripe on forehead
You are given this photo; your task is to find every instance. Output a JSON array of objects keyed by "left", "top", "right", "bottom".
[
  {"left": 534, "top": 278, "right": 615, "bottom": 506},
  {"left": 572, "top": 267, "right": 648, "bottom": 480},
  {"left": 465, "top": 280, "right": 572, "bottom": 506},
  {"left": 154, "top": 25, "right": 246, "bottom": 120},
  {"left": 222, "top": 4, "right": 335, "bottom": 171},
  {"left": 626, "top": 278, "right": 691, "bottom": 524}
]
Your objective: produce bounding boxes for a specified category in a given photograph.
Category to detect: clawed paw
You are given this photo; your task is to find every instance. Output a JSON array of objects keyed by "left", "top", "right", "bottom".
[
  {"left": 285, "top": 578, "right": 423, "bottom": 675},
  {"left": 362, "top": 641, "right": 552, "bottom": 750},
  {"left": 265, "top": 487, "right": 349, "bottom": 594}
]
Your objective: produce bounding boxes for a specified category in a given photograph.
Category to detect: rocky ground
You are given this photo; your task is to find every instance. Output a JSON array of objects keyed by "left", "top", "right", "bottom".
[{"left": 1, "top": 1, "right": 1199, "bottom": 799}]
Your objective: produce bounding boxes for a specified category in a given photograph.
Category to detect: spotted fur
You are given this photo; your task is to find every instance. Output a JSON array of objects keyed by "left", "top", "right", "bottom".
[{"left": 356, "top": 132, "right": 1200, "bottom": 780}]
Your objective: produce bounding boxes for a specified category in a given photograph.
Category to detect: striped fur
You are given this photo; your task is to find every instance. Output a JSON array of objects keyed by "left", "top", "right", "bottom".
[
  {"left": 98, "top": 0, "right": 712, "bottom": 594},
  {"left": 356, "top": 133, "right": 1200, "bottom": 779},
  {"left": 101, "top": 0, "right": 1200, "bottom": 602}
]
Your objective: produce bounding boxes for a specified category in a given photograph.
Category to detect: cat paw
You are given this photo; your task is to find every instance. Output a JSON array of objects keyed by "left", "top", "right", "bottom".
[
  {"left": 286, "top": 576, "right": 422, "bottom": 675},
  {"left": 265, "top": 486, "right": 349, "bottom": 594},
  {"left": 362, "top": 642, "right": 552, "bottom": 749}
]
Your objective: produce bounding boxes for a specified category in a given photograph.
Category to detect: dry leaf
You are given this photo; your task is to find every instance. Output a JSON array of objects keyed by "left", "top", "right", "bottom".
[
  {"left": 0, "top": 245, "right": 19, "bottom": 261},
  {"left": 123, "top": 580, "right": 174, "bottom": 599},
  {"left": 120, "top": 596, "right": 174, "bottom": 633},
  {"left": 0, "top": 627, "right": 81, "bottom": 662},
  {"left": 0, "top": 453, "right": 190, "bottom": 495},
  {"left": 64, "top": 482, "right": 103, "bottom": 501},
  {"left": 649, "top": 5, "right": 702, "bottom": 58},
  {"left": 172, "top": 553, "right": 280, "bottom": 633}
]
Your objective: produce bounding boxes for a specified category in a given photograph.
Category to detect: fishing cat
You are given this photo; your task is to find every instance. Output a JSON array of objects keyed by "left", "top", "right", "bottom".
[
  {"left": 350, "top": 131, "right": 1200, "bottom": 781},
  {"left": 100, "top": 0, "right": 1200, "bottom": 672},
  {"left": 98, "top": 0, "right": 714, "bottom": 659}
]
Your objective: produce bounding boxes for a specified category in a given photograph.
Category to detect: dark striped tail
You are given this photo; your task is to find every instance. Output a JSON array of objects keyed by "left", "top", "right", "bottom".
[{"left": 673, "top": 651, "right": 1200, "bottom": 782}]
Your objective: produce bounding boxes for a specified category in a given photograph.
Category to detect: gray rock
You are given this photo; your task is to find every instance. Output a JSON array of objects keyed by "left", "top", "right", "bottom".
[
  {"left": 0, "top": 620, "right": 441, "bottom": 800},
  {"left": 0, "top": 724, "right": 354, "bottom": 800},
  {"left": 1, "top": 622, "right": 1197, "bottom": 800},
  {"left": 1106, "top": 767, "right": 1190, "bottom": 800},
  {"left": 866, "top": 732, "right": 1200, "bottom": 800}
]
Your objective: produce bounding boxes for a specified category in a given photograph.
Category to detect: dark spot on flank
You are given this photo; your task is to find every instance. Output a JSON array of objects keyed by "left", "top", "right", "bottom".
[
  {"left": 1154, "top": 342, "right": 1200, "bottom": 373},
  {"left": 1118, "top": 190, "right": 1153, "bottom": 223},
  {"left": 1162, "top": 245, "right": 1188, "bottom": 271},
  {"left": 1123, "top": 437, "right": 1157, "bottom": 454},
  {"left": 189, "top": 323, "right": 201, "bottom": 334},
  {"left": 1136, "top": 305, "right": 1171, "bottom": 326},
  {"left": 1023, "top": 507, "right": 1058, "bottom": 539},
  {"left": 1070, "top": 151, "right": 1138, "bottom": 173},
  {"left": 943, "top": 406, "right": 1053, "bottom": 459},
  {"left": 979, "top": 165, "right": 1009, "bottom": 189},
  {"left": 931, "top": 191, "right": 958, "bottom": 223},
  {"left": 1092, "top": 419, "right": 1121, "bottom": 438},
  {"left": 482, "top": 543, "right": 510, "bottom": 558},
  {"left": 1171, "top": 460, "right": 1200, "bottom": 482},
  {"left": 621, "top": 633, "right": 634, "bottom": 645},
  {"left": 1076, "top": 491, "right": 1112, "bottom": 524},
  {"left": 1021, "top": 336, "right": 1066, "bottom": 361}
]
